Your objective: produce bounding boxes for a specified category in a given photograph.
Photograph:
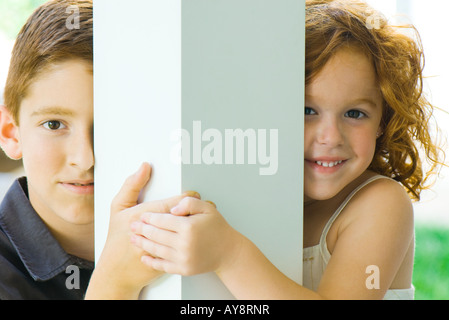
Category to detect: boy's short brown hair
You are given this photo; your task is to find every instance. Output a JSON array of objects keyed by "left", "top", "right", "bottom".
[{"left": 3, "top": 0, "right": 93, "bottom": 124}]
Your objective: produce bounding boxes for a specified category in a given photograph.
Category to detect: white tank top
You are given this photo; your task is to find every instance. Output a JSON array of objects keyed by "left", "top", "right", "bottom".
[{"left": 302, "top": 175, "right": 415, "bottom": 300}]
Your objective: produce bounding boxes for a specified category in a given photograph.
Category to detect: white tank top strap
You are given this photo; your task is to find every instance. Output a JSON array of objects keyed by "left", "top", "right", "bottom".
[{"left": 319, "top": 175, "right": 392, "bottom": 264}]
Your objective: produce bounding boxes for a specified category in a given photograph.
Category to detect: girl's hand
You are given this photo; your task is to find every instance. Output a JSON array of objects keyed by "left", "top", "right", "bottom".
[
  {"left": 85, "top": 163, "right": 199, "bottom": 299},
  {"left": 130, "top": 193, "right": 318, "bottom": 300},
  {"left": 130, "top": 197, "right": 244, "bottom": 276}
]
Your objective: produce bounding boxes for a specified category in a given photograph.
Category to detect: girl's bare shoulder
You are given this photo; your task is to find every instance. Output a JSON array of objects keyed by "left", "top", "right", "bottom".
[{"left": 335, "top": 176, "right": 414, "bottom": 250}]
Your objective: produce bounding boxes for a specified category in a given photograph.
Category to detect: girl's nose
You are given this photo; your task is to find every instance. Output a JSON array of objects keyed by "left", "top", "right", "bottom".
[{"left": 315, "top": 118, "right": 345, "bottom": 147}]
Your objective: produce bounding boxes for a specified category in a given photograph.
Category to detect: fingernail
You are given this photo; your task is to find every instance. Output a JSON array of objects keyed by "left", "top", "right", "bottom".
[
  {"left": 141, "top": 255, "right": 151, "bottom": 265},
  {"left": 205, "top": 200, "right": 217, "bottom": 208},
  {"left": 136, "top": 162, "right": 151, "bottom": 174},
  {"left": 170, "top": 205, "right": 180, "bottom": 214},
  {"left": 130, "top": 221, "right": 140, "bottom": 232},
  {"left": 132, "top": 165, "right": 143, "bottom": 178},
  {"left": 184, "top": 190, "right": 201, "bottom": 199}
]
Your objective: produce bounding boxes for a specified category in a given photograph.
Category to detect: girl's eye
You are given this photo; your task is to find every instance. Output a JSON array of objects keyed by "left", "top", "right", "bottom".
[
  {"left": 305, "top": 107, "right": 316, "bottom": 115},
  {"left": 43, "top": 120, "right": 66, "bottom": 130},
  {"left": 345, "top": 110, "right": 366, "bottom": 119}
]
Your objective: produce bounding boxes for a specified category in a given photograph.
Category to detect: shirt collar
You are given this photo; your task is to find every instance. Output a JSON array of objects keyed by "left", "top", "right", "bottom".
[{"left": 0, "top": 177, "right": 93, "bottom": 281}]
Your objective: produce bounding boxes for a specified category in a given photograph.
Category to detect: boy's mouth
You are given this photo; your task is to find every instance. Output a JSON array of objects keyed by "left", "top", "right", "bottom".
[
  {"left": 60, "top": 180, "right": 94, "bottom": 195},
  {"left": 69, "top": 182, "right": 94, "bottom": 186}
]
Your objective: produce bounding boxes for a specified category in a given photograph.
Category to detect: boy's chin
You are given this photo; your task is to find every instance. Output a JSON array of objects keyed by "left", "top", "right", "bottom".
[
  {"left": 52, "top": 201, "right": 94, "bottom": 226},
  {"left": 61, "top": 211, "right": 94, "bottom": 226}
]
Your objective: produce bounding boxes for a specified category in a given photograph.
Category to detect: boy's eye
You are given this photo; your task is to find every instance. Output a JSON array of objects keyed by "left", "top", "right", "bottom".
[
  {"left": 345, "top": 110, "right": 366, "bottom": 119},
  {"left": 305, "top": 107, "right": 316, "bottom": 115},
  {"left": 43, "top": 120, "right": 66, "bottom": 130}
]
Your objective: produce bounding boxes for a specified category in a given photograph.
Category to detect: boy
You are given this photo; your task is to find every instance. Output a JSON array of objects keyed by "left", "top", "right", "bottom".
[
  {"left": 0, "top": 0, "right": 187, "bottom": 299},
  {"left": 0, "top": 0, "right": 94, "bottom": 299}
]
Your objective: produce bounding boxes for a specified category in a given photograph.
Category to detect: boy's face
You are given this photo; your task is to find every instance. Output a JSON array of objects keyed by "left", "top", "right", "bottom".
[{"left": 16, "top": 59, "right": 94, "bottom": 226}]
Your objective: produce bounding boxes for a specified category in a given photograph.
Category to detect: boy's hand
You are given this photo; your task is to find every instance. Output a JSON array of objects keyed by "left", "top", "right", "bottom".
[
  {"left": 86, "top": 163, "right": 198, "bottom": 299},
  {"left": 130, "top": 197, "right": 244, "bottom": 277}
]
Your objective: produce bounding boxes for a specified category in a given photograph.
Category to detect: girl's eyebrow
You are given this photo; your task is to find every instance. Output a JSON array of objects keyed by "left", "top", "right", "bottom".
[
  {"left": 347, "top": 98, "right": 379, "bottom": 109},
  {"left": 31, "top": 106, "right": 74, "bottom": 117},
  {"left": 304, "top": 95, "right": 379, "bottom": 109}
]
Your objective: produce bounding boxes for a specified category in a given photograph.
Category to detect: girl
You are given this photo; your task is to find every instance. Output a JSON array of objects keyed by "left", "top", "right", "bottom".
[{"left": 130, "top": 0, "right": 443, "bottom": 299}]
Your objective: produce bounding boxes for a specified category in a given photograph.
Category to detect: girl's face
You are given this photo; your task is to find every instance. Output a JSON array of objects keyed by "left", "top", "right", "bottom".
[{"left": 304, "top": 46, "right": 383, "bottom": 201}]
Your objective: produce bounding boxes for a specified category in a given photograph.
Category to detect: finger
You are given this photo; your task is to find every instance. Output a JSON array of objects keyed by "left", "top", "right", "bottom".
[
  {"left": 120, "top": 191, "right": 202, "bottom": 220},
  {"left": 141, "top": 256, "right": 179, "bottom": 274},
  {"left": 111, "top": 163, "right": 152, "bottom": 213},
  {"left": 184, "top": 191, "right": 201, "bottom": 199},
  {"left": 131, "top": 234, "right": 174, "bottom": 261},
  {"left": 140, "top": 212, "right": 188, "bottom": 233},
  {"left": 134, "top": 190, "right": 199, "bottom": 215},
  {"left": 205, "top": 200, "right": 217, "bottom": 208},
  {"left": 170, "top": 197, "right": 217, "bottom": 216},
  {"left": 131, "top": 221, "right": 178, "bottom": 247}
]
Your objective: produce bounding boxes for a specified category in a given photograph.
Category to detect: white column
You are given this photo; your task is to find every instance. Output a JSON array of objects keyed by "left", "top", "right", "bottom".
[{"left": 94, "top": 0, "right": 304, "bottom": 300}]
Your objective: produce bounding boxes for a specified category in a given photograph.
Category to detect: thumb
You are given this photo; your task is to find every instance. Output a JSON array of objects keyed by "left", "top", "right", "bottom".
[{"left": 111, "top": 162, "right": 152, "bottom": 214}]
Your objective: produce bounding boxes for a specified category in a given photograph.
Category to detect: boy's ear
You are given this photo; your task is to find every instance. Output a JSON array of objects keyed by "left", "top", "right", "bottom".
[{"left": 0, "top": 105, "right": 22, "bottom": 160}]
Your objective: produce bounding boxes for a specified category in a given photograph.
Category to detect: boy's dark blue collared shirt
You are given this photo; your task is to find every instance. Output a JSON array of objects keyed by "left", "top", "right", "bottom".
[{"left": 0, "top": 177, "right": 93, "bottom": 300}]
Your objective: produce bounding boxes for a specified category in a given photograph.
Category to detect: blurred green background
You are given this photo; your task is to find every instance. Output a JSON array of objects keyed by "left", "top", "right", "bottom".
[
  {"left": 0, "top": 0, "right": 47, "bottom": 39},
  {"left": 0, "top": 0, "right": 448, "bottom": 301},
  {"left": 0, "top": 0, "right": 46, "bottom": 172},
  {"left": 414, "top": 224, "right": 449, "bottom": 300}
]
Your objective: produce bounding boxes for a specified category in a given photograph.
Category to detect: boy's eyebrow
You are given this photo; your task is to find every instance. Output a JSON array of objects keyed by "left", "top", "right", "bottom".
[{"left": 31, "top": 106, "right": 75, "bottom": 117}]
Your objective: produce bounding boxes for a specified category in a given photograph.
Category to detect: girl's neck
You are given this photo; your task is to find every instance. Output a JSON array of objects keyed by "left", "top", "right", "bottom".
[
  {"left": 304, "top": 170, "right": 379, "bottom": 213},
  {"left": 303, "top": 170, "right": 379, "bottom": 248}
]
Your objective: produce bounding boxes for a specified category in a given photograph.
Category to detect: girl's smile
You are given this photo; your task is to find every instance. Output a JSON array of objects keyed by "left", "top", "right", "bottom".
[{"left": 305, "top": 158, "right": 348, "bottom": 175}]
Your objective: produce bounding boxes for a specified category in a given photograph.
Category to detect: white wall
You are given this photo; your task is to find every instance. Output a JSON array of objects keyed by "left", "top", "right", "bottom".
[
  {"left": 94, "top": 0, "right": 305, "bottom": 299},
  {"left": 407, "top": 0, "right": 449, "bottom": 226}
]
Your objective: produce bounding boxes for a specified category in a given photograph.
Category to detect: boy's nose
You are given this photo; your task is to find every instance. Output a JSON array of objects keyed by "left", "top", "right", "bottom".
[
  {"left": 68, "top": 131, "right": 94, "bottom": 171},
  {"left": 315, "top": 118, "right": 345, "bottom": 147}
]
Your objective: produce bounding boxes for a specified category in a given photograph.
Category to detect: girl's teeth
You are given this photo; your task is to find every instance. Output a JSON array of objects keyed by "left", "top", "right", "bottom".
[{"left": 316, "top": 160, "right": 343, "bottom": 168}]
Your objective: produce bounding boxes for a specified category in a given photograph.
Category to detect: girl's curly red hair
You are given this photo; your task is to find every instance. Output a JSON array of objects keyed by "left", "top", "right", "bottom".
[{"left": 306, "top": 0, "right": 444, "bottom": 201}]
